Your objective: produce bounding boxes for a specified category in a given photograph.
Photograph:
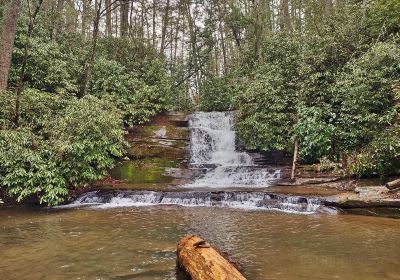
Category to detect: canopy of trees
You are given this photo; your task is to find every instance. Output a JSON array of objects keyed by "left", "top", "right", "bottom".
[{"left": 0, "top": 0, "right": 399, "bottom": 204}]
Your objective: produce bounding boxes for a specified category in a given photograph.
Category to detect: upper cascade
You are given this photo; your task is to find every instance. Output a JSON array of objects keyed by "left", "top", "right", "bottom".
[
  {"left": 185, "top": 112, "right": 280, "bottom": 188},
  {"left": 188, "top": 111, "right": 253, "bottom": 166}
]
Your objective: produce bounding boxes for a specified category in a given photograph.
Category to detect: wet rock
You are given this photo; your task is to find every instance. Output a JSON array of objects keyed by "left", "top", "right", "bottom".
[
  {"left": 354, "top": 186, "right": 389, "bottom": 199},
  {"left": 164, "top": 168, "right": 205, "bottom": 179}
]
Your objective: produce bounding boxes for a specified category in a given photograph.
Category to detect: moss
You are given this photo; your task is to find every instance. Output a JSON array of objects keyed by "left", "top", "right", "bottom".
[{"left": 109, "top": 158, "right": 178, "bottom": 184}]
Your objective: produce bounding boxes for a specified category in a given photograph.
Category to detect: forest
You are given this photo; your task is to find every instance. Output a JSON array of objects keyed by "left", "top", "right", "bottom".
[{"left": 0, "top": 0, "right": 399, "bottom": 205}]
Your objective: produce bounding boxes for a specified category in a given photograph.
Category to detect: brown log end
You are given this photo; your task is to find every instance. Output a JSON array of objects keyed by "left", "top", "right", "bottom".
[
  {"left": 386, "top": 178, "right": 400, "bottom": 190},
  {"left": 177, "top": 235, "right": 247, "bottom": 280}
]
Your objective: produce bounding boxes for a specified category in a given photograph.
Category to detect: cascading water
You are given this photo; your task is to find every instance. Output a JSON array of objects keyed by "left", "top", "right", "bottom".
[
  {"left": 185, "top": 111, "right": 280, "bottom": 188},
  {"left": 65, "top": 111, "right": 327, "bottom": 214},
  {"left": 63, "top": 190, "right": 324, "bottom": 214}
]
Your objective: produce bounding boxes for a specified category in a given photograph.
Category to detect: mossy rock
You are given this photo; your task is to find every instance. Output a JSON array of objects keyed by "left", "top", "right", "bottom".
[{"left": 109, "top": 158, "right": 179, "bottom": 184}]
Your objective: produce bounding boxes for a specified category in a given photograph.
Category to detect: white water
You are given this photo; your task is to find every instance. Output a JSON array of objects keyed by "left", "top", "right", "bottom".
[
  {"left": 64, "top": 191, "right": 322, "bottom": 214},
  {"left": 185, "top": 112, "right": 280, "bottom": 188}
]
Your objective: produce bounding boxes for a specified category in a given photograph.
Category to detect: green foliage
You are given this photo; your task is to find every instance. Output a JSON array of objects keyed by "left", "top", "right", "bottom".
[
  {"left": 0, "top": 129, "right": 67, "bottom": 205},
  {"left": 198, "top": 76, "right": 236, "bottom": 112},
  {"left": 236, "top": 33, "right": 301, "bottom": 151},
  {"left": 295, "top": 105, "right": 336, "bottom": 162},
  {"left": 87, "top": 38, "right": 173, "bottom": 125},
  {"left": 9, "top": 26, "right": 173, "bottom": 126},
  {"left": 349, "top": 126, "right": 400, "bottom": 177},
  {"left": 0, "top": 91, "right": 15, "bottom": 129},
  {"left": 0, "top": 91, "right": 127, "bottom": 205},
  {"left": 336, "top": 42, "right": 400, "bottom": 153},
  {"left": 235, "top": 16, "right": 400, "bottom": 176},
  {"left": 45, "top": 95, "right": 127, "bottom": 186},
  {"left": 365, "top": 0, "right": 400, "bottom": 39}
]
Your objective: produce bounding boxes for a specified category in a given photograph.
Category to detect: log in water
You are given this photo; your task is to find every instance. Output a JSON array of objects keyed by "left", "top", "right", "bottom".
[{"left": 177, "top": 235, "right": 247, "bottom": 280}]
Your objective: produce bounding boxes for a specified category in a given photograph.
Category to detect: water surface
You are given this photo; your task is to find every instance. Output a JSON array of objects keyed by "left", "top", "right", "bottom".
[{"left": 1, "top": 206, "right": 400, "bottom": 280}]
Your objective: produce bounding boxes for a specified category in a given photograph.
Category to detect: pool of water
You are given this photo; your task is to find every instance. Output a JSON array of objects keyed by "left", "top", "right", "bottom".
[{"left": 1, "top": 206, "right": 400, "bottom": 280}]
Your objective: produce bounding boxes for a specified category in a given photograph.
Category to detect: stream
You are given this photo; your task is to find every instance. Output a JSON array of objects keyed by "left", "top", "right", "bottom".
[{"left": 1, "top": 112, "right": 400, "bottom": 280}]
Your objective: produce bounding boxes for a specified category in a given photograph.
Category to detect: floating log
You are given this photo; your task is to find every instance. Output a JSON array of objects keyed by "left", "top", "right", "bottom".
[
  {"left": 177, "top": 235, "right": 247, "bottom": 280},
  {"left": 386, "top": 178, "right": 400, "bottom": 190}
]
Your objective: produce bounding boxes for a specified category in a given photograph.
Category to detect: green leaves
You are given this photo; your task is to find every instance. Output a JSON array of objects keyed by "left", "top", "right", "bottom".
[
  {"left": 236, "top": 33, "right": 301, "bottom": 153},
  {"left": 235, "top": 30, "right": 400, "bottom": 177},
  {"left": 0, "top": 91, "right": 127, "bottom": 205},
  {"left": 198, "top": 76, "right": 237, "bottom": 112}
]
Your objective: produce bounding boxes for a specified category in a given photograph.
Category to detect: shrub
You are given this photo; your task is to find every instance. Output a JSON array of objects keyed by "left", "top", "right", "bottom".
[
  {"left": 0, "top": 129, "right": 67, "bottom": 205},
  {"left": 90, "top": 57, "right": 172, "bottom": 125},
  {"left": 0, "top": 91, "right": 127, "bottom": 205},
  {"left": 349, "top": 126, "right": 400, "bottom": 177},
  {"left": 198, "top": 76, "right": 236, "bottom": 112},
  {"left": 335, "top": 42, "right": 400, "bottom": 154},
  {"left": 46, "top": 95, "right": 127, "bottom": 186},
  {"left": 236, "top": 33, "right": 301, "bottom": 151}
]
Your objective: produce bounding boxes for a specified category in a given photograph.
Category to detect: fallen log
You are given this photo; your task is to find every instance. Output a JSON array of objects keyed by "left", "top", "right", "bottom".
[
  {"left": 386, "top": 178, "right": 400, "bottom": 190},
  {"left": 177, "top": 235, "right": 247, "bottom": 280}
]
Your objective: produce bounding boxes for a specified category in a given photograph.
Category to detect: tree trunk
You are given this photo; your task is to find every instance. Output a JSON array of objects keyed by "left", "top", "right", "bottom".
[
  {"left": 14, "top": 0, "right": 44, "bottom": 127},
  {"left": 80, "top": 0, "right": 102, "bottom": 97},
  {"left": 291, "top": 139, "right": 298, "bottom": 180},
  {"left": 105, "top": 0, "right": 112, "bottom": 36},
  {"left": 216, "top": 1, "right": 227, "bottom": 74},
  {"left": 177, "top": 235, "right": 247, "bottom": 280},
  {"left": 54, "top": 0, "right": 65, "bottom": 38},
  {"left": 160, "top": 0, "right": 170, "bottom": 52},
  {"left": 152, "top": 0, "right": 156, "bottom": 46},
  {"left": 0, "top": 0, "right": 21, "bottom": 92},
  {"left": 65, "top": 0, "right": 79, "bottom": 33},
  {"left": 120, "top": 0, "right": 129, "bottom": 36},
  {"left": 279, "top": 0, "right": 292, "bottom": 31},
  {"left": 81, "top": 0, "right": 89, "bottom": 38}
]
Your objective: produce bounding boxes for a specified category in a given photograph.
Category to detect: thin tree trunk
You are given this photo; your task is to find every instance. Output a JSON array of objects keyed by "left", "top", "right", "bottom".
[
  {"left": 152, "top": 0, "right": 157, "bottom": 46},
  {"left": 160, "top": 0, "right": 170, "bottom": 52},
  {"left": 55, "top": 0, "right": 65, "bottom": 37},
  {"left": 81, "top": 0, "right": 89, "bottom": 38},
  {"left": 216, "top": 1, "right": 227, "bottom": 75},
  {"left": 14, "top": 0, "right": 44, "bottom": 127},
  {"left": 291, "top": 139, "right": 298, "bottom": 180},
  {"left": 279, "top": 0, "right": 292, "bottom": 31},
  {"left": 80, "top": 0, "right": 102, "bottom": 97},
  {"left": 105, "top": 0, "right": 112, "bottom": 35},
  {"left": 120, "top": 0, "right": 129, "bottom": 36},
  {"left": 140, "top": 0, "right": 145, "bottom": 39},
  {"left": 0, "top": 0, "right": 21, "bottom": 92},
  {"left": 173, "top": 1, "right": 182, "bottom": 66}
]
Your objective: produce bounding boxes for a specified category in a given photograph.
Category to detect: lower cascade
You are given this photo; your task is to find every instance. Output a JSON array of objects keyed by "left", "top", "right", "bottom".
[
  {"left": 185, "top": 111, "right": 280, "bottom": 188},
  {"left": 66, "top": 191, "right": 323, "bottom": 214}
]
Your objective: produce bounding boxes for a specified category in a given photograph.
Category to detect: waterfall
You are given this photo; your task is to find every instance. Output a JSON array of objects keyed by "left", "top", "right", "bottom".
[
  {"left": 63, "top": 190, "right": 324, "bottom": 214},
  {"left": 65, "top": 111, "right": 328, "bottom": 214},
  {"left": 185, "top": 112, "right": 280, "bottom": 188}
]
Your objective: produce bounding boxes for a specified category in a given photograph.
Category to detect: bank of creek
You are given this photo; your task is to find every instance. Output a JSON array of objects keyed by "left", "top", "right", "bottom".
[{"left": 1, "top": 112, "right": 400, "bottom": 280}]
